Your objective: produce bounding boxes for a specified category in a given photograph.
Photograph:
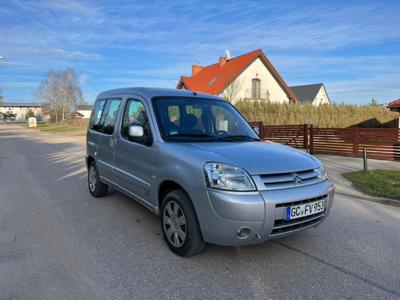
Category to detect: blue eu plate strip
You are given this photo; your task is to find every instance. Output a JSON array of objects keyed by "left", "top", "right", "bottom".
[{"left": 285, "top": 207, "right": 291, "bottom": 220}]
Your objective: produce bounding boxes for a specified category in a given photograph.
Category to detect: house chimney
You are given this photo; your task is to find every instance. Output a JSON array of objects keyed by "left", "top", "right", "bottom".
[
  {"left": 219, "top": 56, "right": 227, "bottom": 67},
  {"left": 192, "top": 64, "right": 203, "bottom": 77}
]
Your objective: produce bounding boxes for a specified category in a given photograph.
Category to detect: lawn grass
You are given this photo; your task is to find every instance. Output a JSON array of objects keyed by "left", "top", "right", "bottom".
[
  {"left": 343, "top": 169, "right": 400, "bottom": 200},
  {"left": 25, "top": 123, "right": 85, "bottom": 133}
]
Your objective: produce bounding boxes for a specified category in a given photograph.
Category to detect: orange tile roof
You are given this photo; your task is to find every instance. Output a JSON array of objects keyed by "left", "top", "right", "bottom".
[
  {"left": 388, "top": 99, "right": 400, "bottom": 108},
  {"left": 177, "top": 49, "right": 298, "bottom": 102}
]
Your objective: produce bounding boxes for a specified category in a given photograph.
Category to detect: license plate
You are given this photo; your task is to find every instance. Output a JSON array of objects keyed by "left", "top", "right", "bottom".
[{"left": 285, "top": 200, "right": 325, "bottom": 220}]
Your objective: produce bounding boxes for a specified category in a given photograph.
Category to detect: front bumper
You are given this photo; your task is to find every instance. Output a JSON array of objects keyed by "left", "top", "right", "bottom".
[{"left": 200, "top": 180, "right": 334, "bottom": 246}]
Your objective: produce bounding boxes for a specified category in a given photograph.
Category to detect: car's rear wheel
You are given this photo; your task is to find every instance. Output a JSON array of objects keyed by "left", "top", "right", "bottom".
[
  {"left": 161, "top": 190, "right": 205, "bottom": 257},
  {"left": 88, "top": 161, "right": 108, "bottom": 197}
]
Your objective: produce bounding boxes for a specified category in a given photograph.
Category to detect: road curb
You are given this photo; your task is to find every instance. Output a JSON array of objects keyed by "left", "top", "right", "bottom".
[
  {"left": 334, "top": 173, "right": 400, "bottom": 207},
  {"left": 335, "top": 188, "right": 400, "bottom": 207}
]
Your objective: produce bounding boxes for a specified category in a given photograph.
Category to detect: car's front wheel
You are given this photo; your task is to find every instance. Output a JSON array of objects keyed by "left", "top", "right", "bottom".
[
  {"left": 161, "top": 190, "right": 205, "bottom": 257},
  {"left": 88, "top": 161, "right": 108, "bottom": 197}
]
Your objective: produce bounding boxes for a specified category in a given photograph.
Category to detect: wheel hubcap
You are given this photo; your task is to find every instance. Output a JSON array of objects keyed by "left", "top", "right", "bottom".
[
  {"left": 163, "top": 200, "right": 187, "bottom": 248},
  {"left": 89, "top": 166, "right": 97, "bottom": 192}
]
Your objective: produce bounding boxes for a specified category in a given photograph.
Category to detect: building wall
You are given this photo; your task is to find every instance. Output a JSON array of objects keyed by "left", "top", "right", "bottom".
[
  {"left": 312, "top": 86, "right": 330, "bottom": 106},
  {"left": 77, "top": 109, "right": 92, "bottom": 119},
  {"left": 0, "top": 106, "right": 43, "bottom": 121},
  {"left": 220, "top": 58, "right": 290, "bottom": 104}
]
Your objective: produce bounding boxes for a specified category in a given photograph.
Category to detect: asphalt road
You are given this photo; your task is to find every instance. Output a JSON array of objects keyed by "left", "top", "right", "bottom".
[{"left": 1, "top": 126, "right": 399, "bottom": 300}]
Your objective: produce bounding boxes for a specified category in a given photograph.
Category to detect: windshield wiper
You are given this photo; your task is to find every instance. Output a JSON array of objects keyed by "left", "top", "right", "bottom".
[
  {"left": 165, "top": 133, "right": 260, "bottom": 142},
  {"left": 219, "top": 135, "right": 261, "bottom": 141},
  {"left": 166, "top": 133, "right": 220, "bottom": 139}
]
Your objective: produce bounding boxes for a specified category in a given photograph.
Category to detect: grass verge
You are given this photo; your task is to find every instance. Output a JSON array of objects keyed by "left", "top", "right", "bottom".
[
  {"left": 342, "top": 169, "right": 400, "bottom": 200},
  {"left": 25, "top": 123, "right": 86, "bottom": 133}
]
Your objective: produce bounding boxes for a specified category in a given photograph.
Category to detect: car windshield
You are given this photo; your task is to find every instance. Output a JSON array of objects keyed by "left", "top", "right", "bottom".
[{"left": 152, "top": 97, "right": 260, "bottom": 142}]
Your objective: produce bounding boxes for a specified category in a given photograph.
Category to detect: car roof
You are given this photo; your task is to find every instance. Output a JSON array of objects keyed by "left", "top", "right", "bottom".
[{"left": 97, "top": 87, "right": 222, "bottom": 101}]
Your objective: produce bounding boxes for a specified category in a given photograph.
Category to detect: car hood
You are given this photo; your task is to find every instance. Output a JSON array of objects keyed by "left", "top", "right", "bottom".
[{"left": 164, "top": 141, "right": 320, "bottom": 175}]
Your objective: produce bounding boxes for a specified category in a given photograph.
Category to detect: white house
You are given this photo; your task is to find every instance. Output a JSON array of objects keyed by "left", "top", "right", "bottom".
[
  {"left": 0, "top": 102, "right": 44, "bottom": 122},
  {"left": 75, "top": 104, "right": 93, "bottom": 119},
  {"left": 290, "top": 83, "right": 331, "bottom": 106},
  {"left": 177, "top": 49, "right": 299, "bottom": 104}
]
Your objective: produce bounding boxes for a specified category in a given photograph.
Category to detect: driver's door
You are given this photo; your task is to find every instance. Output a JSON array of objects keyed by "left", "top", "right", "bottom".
[{"left": 113, "top": 98, "right": 154, "bottom": 206}]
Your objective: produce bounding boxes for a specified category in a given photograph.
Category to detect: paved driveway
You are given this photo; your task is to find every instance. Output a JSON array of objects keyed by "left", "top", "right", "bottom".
[{"left": 1, "top": 126, "right": 399, "bottom": 299}]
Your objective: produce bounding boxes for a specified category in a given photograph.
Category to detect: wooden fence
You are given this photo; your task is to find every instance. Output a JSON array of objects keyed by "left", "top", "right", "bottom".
[
  {"left": 250, "top": 122, "right": 400, "bottom": 161},
  {"left": 69, "top": 118, "right": 89, "bottom": 128},
  {"left": 249, "top": 122, "right": 309, "bottom": 150}
]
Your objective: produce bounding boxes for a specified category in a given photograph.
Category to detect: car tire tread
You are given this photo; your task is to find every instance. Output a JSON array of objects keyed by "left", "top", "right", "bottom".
[{"left": 88, "top": 161, "right": 108, "bottom": 197}]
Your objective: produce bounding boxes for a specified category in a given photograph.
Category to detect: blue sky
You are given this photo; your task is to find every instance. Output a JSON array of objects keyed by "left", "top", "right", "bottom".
[{"left": 1, "top": 0, "right": 400, "bottom": 105}]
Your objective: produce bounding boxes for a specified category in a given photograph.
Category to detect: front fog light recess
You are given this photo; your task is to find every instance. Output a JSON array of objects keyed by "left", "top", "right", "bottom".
[{"left": 236, "top": 227, "right": 251, "bottom": 239}]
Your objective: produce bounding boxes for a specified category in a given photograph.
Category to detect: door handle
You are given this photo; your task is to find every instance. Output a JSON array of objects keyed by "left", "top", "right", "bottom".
[{"left": 110, "top": 137, "right": 116, "bottom": 147}]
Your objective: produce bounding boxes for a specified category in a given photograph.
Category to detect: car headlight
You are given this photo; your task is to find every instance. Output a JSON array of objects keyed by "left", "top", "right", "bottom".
[
  {"left": 203, "top": 162, "right": 256, "bottom": 191},
  {"left": 315, "top": 167, "right": 328, "bottom": 181}
]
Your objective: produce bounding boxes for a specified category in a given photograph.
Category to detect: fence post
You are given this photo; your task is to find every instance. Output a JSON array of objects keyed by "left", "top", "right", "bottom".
[
  {"left": 303, "top": 124, "right": 309, "bottom": 152},
  {"left": 353, "top": 127, "right": 359, "bottom": 156},
  {"left": 309, "top": 124, "right": 314, "bottom": 154},
  {"left": 363, "top": 148, "right": 368, "bottom": 171},
  {"left": 259, "top": 122, "right": 264, "bottom": 139}
]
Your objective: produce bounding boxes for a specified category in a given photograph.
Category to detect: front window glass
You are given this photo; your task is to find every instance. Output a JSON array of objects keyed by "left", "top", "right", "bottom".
[
  {"left": 121, "top": 99, "right": 152, "bottom": 144},
  {"left": 153, "top": 97, "right": 259, "bottom": 142}
]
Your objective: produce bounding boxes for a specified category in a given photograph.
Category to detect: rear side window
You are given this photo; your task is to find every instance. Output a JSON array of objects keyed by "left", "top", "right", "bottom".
[
  {"left": 100, "top": 99, "right": 121, "bottom": 135},
  {"left": 89, "top": 99, "right": 106, "bottom": 131}
]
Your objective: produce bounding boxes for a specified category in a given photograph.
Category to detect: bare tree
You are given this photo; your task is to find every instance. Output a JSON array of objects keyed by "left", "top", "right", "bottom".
[
  {"left": 37, "top": 68, "right": 83, "bottom": 123},
  {"left": 222, "top": 78, "right": 243, "bottom": 103},
  {"left": 59, "top": 68, "right": 83, "bottom": 120},
  {"left": 37, "top": 70, "right": 61, "bottom": 123}
]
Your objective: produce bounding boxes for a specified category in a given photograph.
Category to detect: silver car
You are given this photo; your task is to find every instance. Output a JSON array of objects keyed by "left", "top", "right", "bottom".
[{"left": 86, "top": 88, "right": 334, "bottom": 256}]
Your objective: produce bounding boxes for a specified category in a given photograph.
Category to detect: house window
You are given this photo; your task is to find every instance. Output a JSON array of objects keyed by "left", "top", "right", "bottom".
[{"left": 251, "top": 78, "right": 261, "bottom": 99}]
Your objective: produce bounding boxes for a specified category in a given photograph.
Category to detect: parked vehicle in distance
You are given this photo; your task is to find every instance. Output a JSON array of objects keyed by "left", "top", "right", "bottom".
[{"left": 86, "top": 88, "right": 334, "bottom": 256}]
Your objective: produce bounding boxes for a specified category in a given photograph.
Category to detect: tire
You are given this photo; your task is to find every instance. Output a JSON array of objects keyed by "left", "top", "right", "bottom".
[
  {"left": 88, "top": 161, "right": 108, "bottom": 197},
  {"left": 161, "top": 190, "right": 205, "bottom": 257}
]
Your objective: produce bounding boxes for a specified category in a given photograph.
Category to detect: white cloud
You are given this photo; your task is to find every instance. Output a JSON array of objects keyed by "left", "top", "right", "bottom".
[
  {"left": 326, "top": 73, "right": 400, "bottom": 104},
  {"left": 0, "top": 81, "right": 39, "bottom": 88},
  {"left": 79, "top": 74, "right": 90, "bottom": 85},
  {"left": 15, "top": 47, "right": 103, "bottom": 61}
]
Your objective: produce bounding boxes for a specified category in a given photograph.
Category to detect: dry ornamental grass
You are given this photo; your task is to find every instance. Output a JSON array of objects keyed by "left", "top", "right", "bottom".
[{"left": 235, "top": 101, "right": 399, "bottom": 128}]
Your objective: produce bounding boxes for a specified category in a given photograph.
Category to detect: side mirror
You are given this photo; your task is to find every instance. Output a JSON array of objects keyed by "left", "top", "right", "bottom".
[{"left": 128, "top": 125, "right": 144, "bottom": 137}]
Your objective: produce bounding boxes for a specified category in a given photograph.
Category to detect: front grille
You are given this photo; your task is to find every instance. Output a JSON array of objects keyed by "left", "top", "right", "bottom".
[
  {"left": 270, "top": 194, "right": 328, "bottom": 236},
  {"left": 275, "top": 195, "right": 327, "bottom": 208},
  {"left": 260, "top": 168, "right": 322, "bottom": 190},
  {"left": 271, "top": 213, "right": 324, "bottom": 235}
]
